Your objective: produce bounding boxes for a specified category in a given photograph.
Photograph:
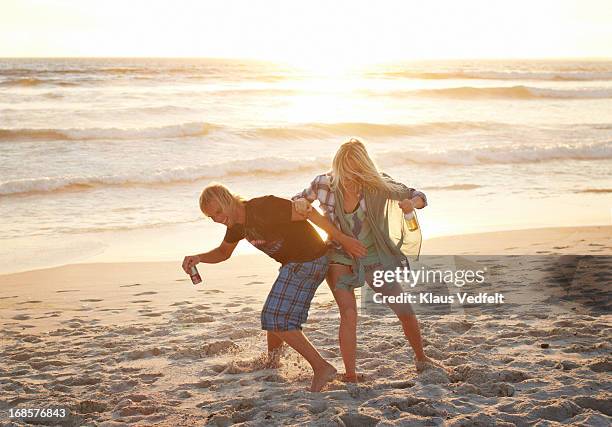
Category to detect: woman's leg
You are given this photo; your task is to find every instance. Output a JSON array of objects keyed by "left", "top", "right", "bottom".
[
  {"left": 396, "top": 313, "right": 426, "bottom": 361},
  {"left": 327, "top": 264, "right": 359, "bottom": 381},
  {"left": 365, "top": 265, "right": 445, "bottom": 371}
]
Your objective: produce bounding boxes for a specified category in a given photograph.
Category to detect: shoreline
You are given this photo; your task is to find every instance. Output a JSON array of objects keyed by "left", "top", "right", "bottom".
[{"left": 1, "top": 224, "right": 610, "bottom": 278}]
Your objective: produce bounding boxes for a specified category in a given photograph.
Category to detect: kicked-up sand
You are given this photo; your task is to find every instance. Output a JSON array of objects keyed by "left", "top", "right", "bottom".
[{"left": 0, "top": 226, "right": 610, "bottom": 426}]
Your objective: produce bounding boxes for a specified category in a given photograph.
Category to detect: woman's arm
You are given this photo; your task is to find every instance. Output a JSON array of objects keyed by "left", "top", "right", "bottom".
[
  {"left": 382, "top": 172, "right": 428, "bottom": 208},
  {"left": 292, "top": 175, "right": 322, "bottom": 203}
]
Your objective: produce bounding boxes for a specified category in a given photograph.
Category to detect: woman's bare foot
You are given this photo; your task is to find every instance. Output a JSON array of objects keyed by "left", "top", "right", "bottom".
[
  {"left": 310, "top": 363, "right": 337, "bottom": 392},
  {"left": 415, "top": 356, "right": 450, "bottom": 374}
]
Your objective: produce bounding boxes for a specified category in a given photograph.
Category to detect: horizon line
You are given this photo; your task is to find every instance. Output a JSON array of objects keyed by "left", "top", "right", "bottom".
[{"left": 1, "top": 55, "right": 611, "bottom": 62}]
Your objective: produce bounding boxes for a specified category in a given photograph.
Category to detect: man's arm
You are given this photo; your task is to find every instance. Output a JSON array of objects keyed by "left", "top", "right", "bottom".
[
  {"left": 181, "top": 241, "right": 238, "bottom": 274},
  {"left": 290, "top": 201, "right": 366, "bottom": 258}
]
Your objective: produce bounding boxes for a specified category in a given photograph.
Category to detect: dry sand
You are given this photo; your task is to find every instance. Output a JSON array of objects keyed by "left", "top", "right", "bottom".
[{"left": 0, "top": 226, "right": 610, "bottom": 426}]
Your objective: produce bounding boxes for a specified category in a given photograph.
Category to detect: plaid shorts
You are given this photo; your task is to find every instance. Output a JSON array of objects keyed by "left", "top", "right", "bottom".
[{"left": 261, "top": 255, "right": 329, "bottom": 331}]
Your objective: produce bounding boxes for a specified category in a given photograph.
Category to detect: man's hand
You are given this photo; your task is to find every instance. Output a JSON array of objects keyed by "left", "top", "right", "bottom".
[
  {"left": 182, "top": 255, "right": 200, "bottom": 274},
  {"left": 337, "top": 235, "right": 367, "bottom": 259},
  {"left": 293, "top": 198, "right": 312, "bottom": 217},
  {"left": 398, "top": 198, "right": 414, "bottom": 214}
]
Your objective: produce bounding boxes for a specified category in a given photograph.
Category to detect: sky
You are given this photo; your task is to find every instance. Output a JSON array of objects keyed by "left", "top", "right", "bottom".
[{"left": 1, "top": 0, "right": 611, "bottom": 66}]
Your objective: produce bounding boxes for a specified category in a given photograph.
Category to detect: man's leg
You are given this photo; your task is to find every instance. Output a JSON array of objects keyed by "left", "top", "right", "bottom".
[
  {"left": 271, "top": 330, "right": 336, "bottom": 392},
  {"left": 267, "top": 330, "right": 283, "bottom": 352},
  {"left": 266, "top": 331, "right": 284, "bottom": 367},
  {"left": 261, "top": 256, "right": 336, "bottom": 391}
]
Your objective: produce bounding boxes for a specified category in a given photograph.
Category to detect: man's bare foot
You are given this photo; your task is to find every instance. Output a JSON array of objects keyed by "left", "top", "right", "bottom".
[
  {"left": 415, "top": 356, "right": 450, "bottom": 374},
  {"left": 310, "top": 363, "right": 337, "bottom": 392}
]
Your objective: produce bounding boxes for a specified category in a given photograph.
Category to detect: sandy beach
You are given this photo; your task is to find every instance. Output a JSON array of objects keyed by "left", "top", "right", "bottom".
[
  {"left": 2, "top": 3, "right": 612, "bottom": 426},
  {"left": 0, "top": 225, "right": 610, "bottom": 426}
]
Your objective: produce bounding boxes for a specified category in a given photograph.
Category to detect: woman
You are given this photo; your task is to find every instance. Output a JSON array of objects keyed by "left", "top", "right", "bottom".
[{"left": 293, "top": 138, "right": 445, "bottom": 382}]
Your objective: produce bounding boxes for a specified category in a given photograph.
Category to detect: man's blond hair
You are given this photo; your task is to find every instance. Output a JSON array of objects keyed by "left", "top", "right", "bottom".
[{"left": 199, "top": 183, "right": 244, "bottom": 216}]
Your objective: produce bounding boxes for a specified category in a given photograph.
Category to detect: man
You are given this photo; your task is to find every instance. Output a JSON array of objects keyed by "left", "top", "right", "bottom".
[{"left": 182, "top": 183, "right": 366, "bottom": 392}]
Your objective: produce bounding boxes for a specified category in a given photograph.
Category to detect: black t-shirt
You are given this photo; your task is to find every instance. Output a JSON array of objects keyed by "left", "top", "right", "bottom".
[{"left": 223, "top": 196, "right": 327, "bottom": 265}]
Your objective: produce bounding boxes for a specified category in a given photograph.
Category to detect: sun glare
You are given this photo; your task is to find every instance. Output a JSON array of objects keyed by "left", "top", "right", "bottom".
[{"left": 1, "top": 1, "right": 610, "bottom": 59}]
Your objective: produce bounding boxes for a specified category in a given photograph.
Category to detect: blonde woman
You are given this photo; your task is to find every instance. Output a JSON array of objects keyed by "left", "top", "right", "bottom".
[{"left": 293, "top": 138, "right": 444, "bottom": 382}]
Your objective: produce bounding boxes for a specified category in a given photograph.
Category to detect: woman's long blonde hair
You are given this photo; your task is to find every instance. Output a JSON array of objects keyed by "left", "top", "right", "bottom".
[{"left": 331, "top": 138, "right": 399, "bottom": 195}]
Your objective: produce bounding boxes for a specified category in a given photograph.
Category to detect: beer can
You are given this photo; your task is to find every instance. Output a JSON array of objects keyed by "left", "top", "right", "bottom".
[{"left": 190, "top": 265, "right": 202, "bottom": 285}]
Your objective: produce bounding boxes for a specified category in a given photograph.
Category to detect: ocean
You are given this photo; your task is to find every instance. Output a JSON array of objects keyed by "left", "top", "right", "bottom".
[{"left": 1, "top": 58, "right": 611, "bottom": 273}]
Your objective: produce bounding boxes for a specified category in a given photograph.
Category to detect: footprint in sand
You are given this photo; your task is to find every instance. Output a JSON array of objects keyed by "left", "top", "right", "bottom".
[
  {"left": 178, "top": 390, "right": 193, "bottom": 398},
  {"left": 171, "top": 301, "right": 192, "bottom": 306},
  {"left": 243, "top": 281, "right": 265, "bottom": 286},
  {"left": 12, "top": 314, "right": 30, "bottom": 320},
  {"left": 80, "top": 299, "right": 103, "bottom": 303},
  {"left": 134, "top": 291, "right": 157, "bottom": 296},
  {"left": 225, "top": 302, "right": 242, "bottom": 307},
  {"left": 17, "top": 300, "right": 42, "bottom": 305},
  {"left": 141, "top": 312, "right": 162, "bottom": 317},
  {"left": 138, "top": 372, "right": 164, "bottom": 383},
  {"left": 56, "top": 289, "right": 79, "bottom": 293},
  {"left": 0, "top": 295, "right": 19, "bottom": 299},
  {"left": 131, "top": 300, "right": 152, "bottom": 304},
  {"left": 120, "top": 283, "right": 142, "bottom": 288}
]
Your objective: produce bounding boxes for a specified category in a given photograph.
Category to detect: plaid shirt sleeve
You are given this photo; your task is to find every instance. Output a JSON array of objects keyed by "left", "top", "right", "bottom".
[
  {"left": 292, "top": 176, "right": 320, "bottom": 203},
  {"left": 292, "top": 174, "right": 338, "bottom": 226},
  {"left": 291, "top": 172, "right": 427, "bottom": 236}
]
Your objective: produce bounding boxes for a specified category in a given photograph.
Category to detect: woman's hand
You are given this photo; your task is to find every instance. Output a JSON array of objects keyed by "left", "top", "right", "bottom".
[
  {"left": 398, "top": 198, "right": 414, "bottom": 213},
  {"left": 182, "top": 255, "right": 200, "bottom": 274},
  {"left": 293, "top": 198, "right": 312, "bottom": 215},
  {"left": 337, "top": 235, "right": 367, "bottom": 259}
]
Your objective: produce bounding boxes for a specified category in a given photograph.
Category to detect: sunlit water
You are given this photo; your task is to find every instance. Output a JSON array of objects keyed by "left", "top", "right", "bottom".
[{"left": 1, "top": 58, "right": 611, "bottom": 273}]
